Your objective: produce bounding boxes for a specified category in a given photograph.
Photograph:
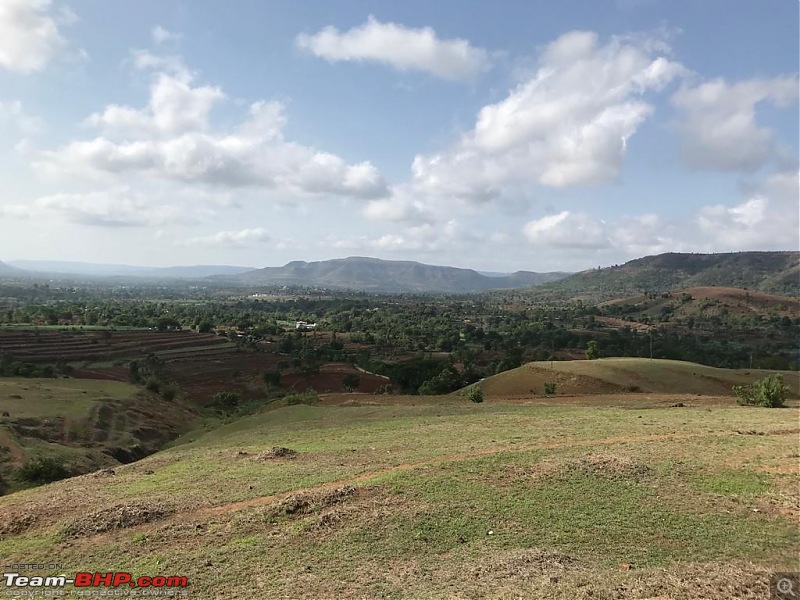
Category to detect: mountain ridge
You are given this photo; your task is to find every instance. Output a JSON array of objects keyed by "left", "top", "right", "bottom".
[
  {"left": 545, "top": 251, "right": 799, "bottom": 297},
  {"left": 235, "top": 256, "right": 570, "bottom": 292}
]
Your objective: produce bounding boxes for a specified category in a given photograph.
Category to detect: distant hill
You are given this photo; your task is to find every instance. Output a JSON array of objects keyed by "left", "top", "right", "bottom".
[
  {"left": 0, "top": 260, "right": 20, "bottom": 275},
  {"left": 235, "top": 257, "right": 570, "bottom": 292},
  {"left": 8, "top": 261, "right": 254, "bottom": 279},
  {"left": 545, "top": 251, "right": 799, "bottom": 298}
]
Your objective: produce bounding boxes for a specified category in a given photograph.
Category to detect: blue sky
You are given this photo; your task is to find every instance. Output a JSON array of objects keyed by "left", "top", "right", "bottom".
[{"left": 0, "top": 0, "right": 797, "bottom": 271}]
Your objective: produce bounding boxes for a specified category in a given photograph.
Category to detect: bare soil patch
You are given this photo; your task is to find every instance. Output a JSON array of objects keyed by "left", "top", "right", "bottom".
[{"left": 61, "top": 501, "right": 174, "bottom": 538}]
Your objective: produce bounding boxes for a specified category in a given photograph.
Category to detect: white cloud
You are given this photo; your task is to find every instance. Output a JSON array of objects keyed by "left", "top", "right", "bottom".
[
  {"left": 0, "top": 0, "right": 65, "bottom": 73},
  {"left": 410, "top": 30, "right": 686, "bottom": 203},
  {"left": 182, "top": 228, "right": 270, "bottom": 247},
  {"left": 695, "top": 170, "right": 799, "bottom": 249},
  {"left": 672, "top": 76, "right": 799, "bottom": 172},
  {"left": 34, "top": 190, "right": 185, "bottom": 227},
  {"left": 296, "top": 16, "right": 491, "bottom": 81},
  {"left": 523, "top": 211, "right": 610, "bottom": 249},
  {"left": 38, "top": 56, "right": 389, "bottom": 200},
  {"left": 152, "top": 25, "right": 181, "bottom": 46}
]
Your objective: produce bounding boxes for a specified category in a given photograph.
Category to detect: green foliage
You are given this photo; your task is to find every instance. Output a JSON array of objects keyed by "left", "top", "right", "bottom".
[
  {"left": 263, "top": 370, "right": 282, "bottom": 387},
  {"left": 342, "top": 373, "right": 360, "bottom": 391},
  {"left": 198, "top": 321, "right": 214, "bottom": 333},
  {"left": 213, "top": 391, "right": 241, "bottom": 410},
  {"left": 585, "top": 340, "right": 600, "bottom": 360},
  {"left": 466, "top": 386, "right": 484, "bottom": 403},
  {"left": 144, "top": 378, "right": 161, "bottom": 394},
  {"left": 161, "top": 385, "right": 178, "bottom": 402},
  {"left": 284, "top": 390, "right": 319, "bottom": 406},
  {"left": 17, "top": 455, "right": 71, "bottom": 484},
  {"left": 732, "top": 374, "right": 790, "bottom": 407},
  {"left": 418, "top": 366, "right": 464, "bottom": 395},
  {"left": 544, "top": 381, "right": 557, "bottom": 395}
]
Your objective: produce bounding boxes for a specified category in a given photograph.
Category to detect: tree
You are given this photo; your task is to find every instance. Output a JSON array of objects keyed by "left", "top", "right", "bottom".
[
  {"left": 198, "top": 321, "right": 214, "bottom": 333},
  {"left": 342, "top": 373, "right": 360, "bottom": 392},
  {"left": 585, "top": 340, "right": 600, "bottom": 360}
]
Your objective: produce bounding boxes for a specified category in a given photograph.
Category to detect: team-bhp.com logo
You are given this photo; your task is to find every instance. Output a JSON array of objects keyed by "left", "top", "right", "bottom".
[{"left": 4, "top": 572, "right": 189, "bottom": 589}]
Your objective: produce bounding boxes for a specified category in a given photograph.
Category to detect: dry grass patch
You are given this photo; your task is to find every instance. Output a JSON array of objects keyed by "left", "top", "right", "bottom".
[
  {"left": 61, "top": 501, "right": 174, "bottom": 538},
  {"left": 509, "top": 453, "right": 653, "bottom": 483}
]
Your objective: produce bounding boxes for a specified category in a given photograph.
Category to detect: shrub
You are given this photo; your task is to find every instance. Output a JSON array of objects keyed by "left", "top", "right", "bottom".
[
  {"left": 213, "top": 391, "right": 241, "bottom": 410},
  {"left": 144, "top": 378, "right": 161, "bottom": 394},
  {"left": 161, "top": 386, "right": 178, "bottom": 402},
  {"left": 17, "top": 456, "right": 71, "bottom": 484},
  {"left": 263, "top": 370, "right": 282, "bottom": 387},
  {"left": 733, "top": 374, "right": 790, "bottom": 408},
  {"left": 544, "top": 382, "right": 557, "bottom": 395},
  {"left": 342, "top": 373, "right": 360, "bottom": 391},
  {"left": 284, "top": 390, "right": 319, "bottom": 406},
  {"left": 466, "top": 387, "right": 484, "bottom": 403}
]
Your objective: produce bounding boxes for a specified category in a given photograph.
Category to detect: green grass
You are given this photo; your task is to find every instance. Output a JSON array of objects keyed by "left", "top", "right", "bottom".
[
  {"left": 0, "top": 398, "right": 797, "bottom": 598},
  {"left": 0, "top": 378, "right": 138, "bottom": 419}
]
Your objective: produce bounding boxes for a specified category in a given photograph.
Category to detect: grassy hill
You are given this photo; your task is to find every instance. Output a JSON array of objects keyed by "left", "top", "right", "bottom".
[
  {"left": 544, "top": 251, "right": 800, "bottom": 299},
  {"left": 0, "top": 396, "right": 797, "bottom": 598},
  {"left": 0, "top": 260, "right": 19, "bottom": 275},
  {"left": 0, "top": 379, "right": 192, "bottom": 493},
  {"left": 476, "top": 358, "right": 800, "bottom": 398},
  {"left": 236, "top": 256, "right": 570, "bottom": 292}
]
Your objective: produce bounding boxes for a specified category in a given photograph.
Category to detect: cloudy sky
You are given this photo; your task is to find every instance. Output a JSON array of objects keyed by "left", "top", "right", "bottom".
[{"left": 0, "top": 0, "right": 797, "bottom": 271}]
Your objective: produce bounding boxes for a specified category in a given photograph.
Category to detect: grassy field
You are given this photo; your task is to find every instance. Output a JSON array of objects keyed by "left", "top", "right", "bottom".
[
  {"left": 0, "top": 391, "right": 797, "bottom": 599},
  {"left": 477, "top": 357, "right": 800, "bottom": 398}
]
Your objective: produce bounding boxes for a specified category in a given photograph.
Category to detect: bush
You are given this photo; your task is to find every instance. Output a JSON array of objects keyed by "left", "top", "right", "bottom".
[
  {"left": 213, "top": 391, "right": 241, "bottom": 410},
  {"left": 284, "top": 390, "right": 319, "bottom": 406},
  {"left": 161, "top": 385, "right": 178, "bottom": 402},
  {"left": 466, "top": 387, "right": 484, "bottom": 403},
  {"left": 144, "top": 378, "right": 161, "bottom": 394},
  {"left": 544, "top": 382, "right": 557, "bottom": 395},
  {"left": 733, "top": 374, "right": 790, "bottom": 408},
  {"left": 17, "top": 456, "right": 71, "bottom": 484},
  {"left": 342, "top": 373, "right": 360, "bottom": 391},
  {"left": 263, "top": 370, "right": 282, "bottom": 387}
]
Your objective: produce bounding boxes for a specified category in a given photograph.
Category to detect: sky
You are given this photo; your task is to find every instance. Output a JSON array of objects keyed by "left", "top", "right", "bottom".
[{"left": 0, "top": 0, "right": 797, "bottom": 272}]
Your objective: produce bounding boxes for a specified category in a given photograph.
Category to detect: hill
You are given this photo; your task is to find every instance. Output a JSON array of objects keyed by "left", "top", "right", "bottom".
[
  {"left": 0, "top": 396, "right": 797, "bottom": 597},
  {"left": 236, "top": 256, "right": 570, "bottom": 292},
  {"left": 8, "top": 260, "right": 254, "bottom": 279},
  {"left": 476, "top": 357, "right": 800, "bottom": 397},
  {"left": 0, "top": 261, "right": 20, "bottom": 275},
  {"left": 545, "top": 251, "right": 799, "bottom": 298}
]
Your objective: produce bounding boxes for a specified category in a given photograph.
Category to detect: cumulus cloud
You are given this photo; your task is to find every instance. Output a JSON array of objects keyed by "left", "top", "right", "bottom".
[
  {"left": 182, "top": 228, "right": 270, "bottom": 247},
  {"left": 672, "top": 76, "right": 799, "bottom": 171},
  {"left": 695, "top": 169, "right": 799, "bottom": 249},
  {"left": 522, "top": 169, "right": 799, "bottom": 258},
  {"left": 38, "top": 56, "right": 389, "bottom": 200},
  {"left": 0, "top": 0, "right": 66, "bottom": 73},
  {"left": 410, "top": 30, "right": 686, "bottom": 203},
  {"left": 296, "top": 16, "right": 491, "bottom": 81},
  {"left": 34, "top": 190, "right": 184, "bottom": 227}
]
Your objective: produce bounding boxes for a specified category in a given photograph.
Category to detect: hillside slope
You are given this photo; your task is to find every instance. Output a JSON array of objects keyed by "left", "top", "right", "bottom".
[
  {"left": 477, "top": 358, "right": 800, "bottom": 397},
  {"left": 237, "top": 256, "right": 569, "bottom": 292},
  {"left": 0, "top": 261, "right": 19, "bottom": 275},
  {"left": 546, "top": 251, "right": 799, "bottom": 297}
]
